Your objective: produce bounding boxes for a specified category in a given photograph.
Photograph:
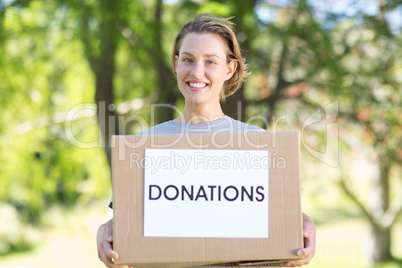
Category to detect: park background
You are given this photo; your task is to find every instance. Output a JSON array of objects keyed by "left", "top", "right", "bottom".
[{"left": 0, "top": 0, "right": 401, "bottom": 267}]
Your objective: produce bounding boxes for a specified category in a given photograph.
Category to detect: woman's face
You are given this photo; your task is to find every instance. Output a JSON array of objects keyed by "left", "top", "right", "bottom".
[{"left": 174, "top": 33, "right": 236, "bottom": 107}]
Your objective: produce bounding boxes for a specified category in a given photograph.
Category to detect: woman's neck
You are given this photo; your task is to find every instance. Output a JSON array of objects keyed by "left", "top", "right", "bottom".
[{"left": 173, "top": 102, "right": 225, "bottom": 124}]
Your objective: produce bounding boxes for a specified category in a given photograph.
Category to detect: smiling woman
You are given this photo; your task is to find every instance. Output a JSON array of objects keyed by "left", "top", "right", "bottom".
[{"left": 96, "top": 13, "right": 316, "bottom": 268}]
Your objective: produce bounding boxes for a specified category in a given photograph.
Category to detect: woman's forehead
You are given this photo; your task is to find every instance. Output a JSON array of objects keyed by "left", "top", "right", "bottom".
[{"left": 179, "top": 33, "right": 227, "bottom": 55}]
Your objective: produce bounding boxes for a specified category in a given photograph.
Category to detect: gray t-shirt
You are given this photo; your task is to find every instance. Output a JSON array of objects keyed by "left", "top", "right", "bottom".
[
  {"left": 138, "top": 115, "right": 265, "bottom": 135},
  {"left": 109, "top": 116, "right": 265, "bottom": 208}
]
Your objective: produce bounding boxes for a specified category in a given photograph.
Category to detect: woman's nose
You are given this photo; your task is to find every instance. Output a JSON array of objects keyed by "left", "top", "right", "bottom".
[{"left": 191, "top": 62, "right": 204, "bottom": 78}]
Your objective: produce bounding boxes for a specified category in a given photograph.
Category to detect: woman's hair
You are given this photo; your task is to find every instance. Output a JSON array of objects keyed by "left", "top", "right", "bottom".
[{"left": 172, "top": 13, "right": 250, "bottom": 101}]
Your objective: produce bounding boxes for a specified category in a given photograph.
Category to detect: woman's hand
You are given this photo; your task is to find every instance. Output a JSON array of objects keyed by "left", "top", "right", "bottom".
[
  {"left": 97, "top": 214, "right": 315, "bottom": 267},
  {"left": 97, "top": 219, "right": 133, "bottom": 268},
  {"left": 285, "top": 213, "right": 316, "bottom": 266}
]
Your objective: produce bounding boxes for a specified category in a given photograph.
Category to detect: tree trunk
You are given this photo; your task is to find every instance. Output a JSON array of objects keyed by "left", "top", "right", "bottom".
[
  {"left": 76, "top": 0, "right": 120, "bottom": 170},
  {"left": 94, "top": 0, "right": 120, "bottom": 169},
  {"left": 339, "top": 157, "right": 396, "bottom": 263},
  {"left": 222, "top": 86, "right": 245, "bottom": 120},
  {"left": 368, "top": 163, "right": 393, "bottom": 262},
  {"left": 95, "top": 70, "right": 118, "bottom": 169},
  {"left": 369, "top": 225, "right": 392, "bottom": 263},
  {"left": 221, "top": 0, "right": 255, "bottom": 121},
  {"left": 152, "top": 0, "right": 177, "bottom": 124}
]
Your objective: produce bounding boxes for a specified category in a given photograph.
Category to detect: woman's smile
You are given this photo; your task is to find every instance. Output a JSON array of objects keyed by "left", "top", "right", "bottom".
[{"left": 187, "top": 81, "right": 209, "bottom": 90}]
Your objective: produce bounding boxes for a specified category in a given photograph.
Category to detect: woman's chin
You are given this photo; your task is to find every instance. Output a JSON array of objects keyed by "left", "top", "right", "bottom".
[
  {"left": 186, "top": 98, "right": 206, "bottom": 105},
  {"left": 180, "top": 90, "right": 221, "bottom": 106}
]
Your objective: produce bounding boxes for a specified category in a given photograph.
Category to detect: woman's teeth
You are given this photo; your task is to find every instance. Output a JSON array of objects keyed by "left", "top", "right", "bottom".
[{"left": 189, "top": 82, "right": 207, "bottom": 88}]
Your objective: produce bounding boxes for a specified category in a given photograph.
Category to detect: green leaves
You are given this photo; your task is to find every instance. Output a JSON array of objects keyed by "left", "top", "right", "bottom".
[{"left": 0, "top": 1, "right": 401, "bottom": 259}]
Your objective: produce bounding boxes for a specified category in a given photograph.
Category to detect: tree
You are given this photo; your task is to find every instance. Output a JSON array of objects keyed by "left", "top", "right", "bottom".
[
  {"left": 72, "top": 0, "right": 180, "bottom": 167},
  {"left": 73, "top": 0, "right": 123, "bottom": 169},
  {"left": 300, "top": 1, "right": 401, "bottom": 262},
  {"left": 247, "top": 0, "right": 402, "bottom": 262},
  {"left": 220, "top": 0, "right": 257, "bottom": 121},
  {"left": 1, "top": 0, "right": 400, "bottom": 262},
  {"left": 0, "top": 0, "right": 111, "bottom": 225}
]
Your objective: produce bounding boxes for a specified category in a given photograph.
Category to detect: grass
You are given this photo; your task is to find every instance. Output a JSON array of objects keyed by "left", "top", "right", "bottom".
[
  {"left": 306, "top": 215, "right": 402, "bottom": 268},
  {"left": 0, "top": 199, "right": 401, "bottom": 268},
  {"left": 0, "top": 199, "right": 110, "bottom": 268}
]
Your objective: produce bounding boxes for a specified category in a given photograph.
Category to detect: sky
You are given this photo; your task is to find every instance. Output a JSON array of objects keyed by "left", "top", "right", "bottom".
[
  {"left": 3, "top": 0, "right": 402, "bottom": 33},
  {"left": 255, "top": 0, "right": 402, "bottom": 33}
]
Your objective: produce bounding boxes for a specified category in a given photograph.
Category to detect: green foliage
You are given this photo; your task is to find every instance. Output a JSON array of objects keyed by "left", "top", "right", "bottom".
[
  {"left": 0, "top": 1, "right": 110, "bottom": 225},
  {"left": 198, "top": 1, "right": 234, "bottom": 17},
  {"left": 1, "top": 0, "right": 401, "bottom": 262},
  {"left": 0, "top": 202, "right": 40, "bottom": 254}
]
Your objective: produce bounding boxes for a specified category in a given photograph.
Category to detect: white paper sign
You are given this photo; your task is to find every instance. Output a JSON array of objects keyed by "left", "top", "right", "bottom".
[{"left": 143, "top": 149, "right": 269, "bottom": 238}]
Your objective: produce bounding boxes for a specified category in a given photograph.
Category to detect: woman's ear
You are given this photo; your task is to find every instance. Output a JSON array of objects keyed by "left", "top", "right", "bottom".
[{"left": 225, "top": 60, "right": 237, "bottom": 81}]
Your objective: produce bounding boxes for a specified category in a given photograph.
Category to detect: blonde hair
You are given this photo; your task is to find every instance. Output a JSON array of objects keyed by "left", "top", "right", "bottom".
[{"left": 172, "top": 13, "right": 250, "bottom": 101}]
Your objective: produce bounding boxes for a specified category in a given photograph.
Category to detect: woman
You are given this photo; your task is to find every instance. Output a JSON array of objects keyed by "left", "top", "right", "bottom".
[{"left": 97, "top": 13, "right": 316, "bottom": 267}]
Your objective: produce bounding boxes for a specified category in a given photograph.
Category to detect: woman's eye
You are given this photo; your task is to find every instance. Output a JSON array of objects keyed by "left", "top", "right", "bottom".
[
  {"left": 183, "top": 58, "right": 192, "bottom": 63},
  {"left": 206, "top": 60, "right": 215, "bottom": 65}
]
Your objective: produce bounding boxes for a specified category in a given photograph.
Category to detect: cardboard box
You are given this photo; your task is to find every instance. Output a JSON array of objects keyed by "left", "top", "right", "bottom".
[{"left": 112, "top": 132, "right": 303, "bottom": 267}]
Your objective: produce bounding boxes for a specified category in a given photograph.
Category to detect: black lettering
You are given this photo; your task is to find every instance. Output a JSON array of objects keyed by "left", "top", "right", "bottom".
[
  {"left": 195, "top": 186, "right": 208, "bottom": 201},
  {"left": 149, "top": 185, "right": 161, "bottom": 200},
  {"left": 256, "top": 186, "right": 265, "bottom": 202},
  {"left": 218, "top": 186, "right": 221, "bottom": 201},
  {"left": 181, "top": 185, "right": 194, "bottom": 201},
  {"left": 241, "top": 186, "right": 253, "bottom": 201},
  {"left": 164, "top": 185, "right": 179, "bottom": 201},
  {"left": 208, "top": 185, "right": 216, "bottom": 201},
  {"left": 224, "top": 186, "right": 239, "bottom": 202}
]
